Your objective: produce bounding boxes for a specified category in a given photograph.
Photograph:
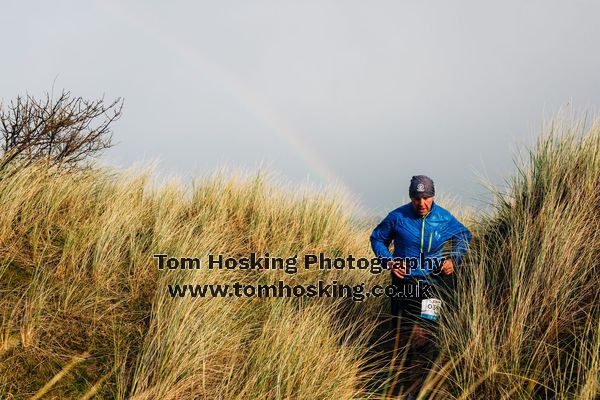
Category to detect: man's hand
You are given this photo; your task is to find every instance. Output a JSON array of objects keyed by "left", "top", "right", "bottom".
[
  {"left": 441, "top": 258, "right": 454, "bottom": 275},
  {"left": 388, "top": 259, "right": 406, "bottom": 279}
]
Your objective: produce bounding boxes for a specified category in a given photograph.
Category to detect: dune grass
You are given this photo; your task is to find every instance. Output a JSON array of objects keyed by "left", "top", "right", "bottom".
[
  {"left": 425, "top": 117, "right": 599, "bottom": 399},
  {"left": 0, "top": 164, "right": 385, "bottom": 399},
  {"left": 0, "top": 115, "right": 598, "bottom": 399}
]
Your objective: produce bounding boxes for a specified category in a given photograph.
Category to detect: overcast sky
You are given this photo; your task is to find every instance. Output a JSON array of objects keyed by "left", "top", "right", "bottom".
[{"left": 2, "top": 0, "right": 599, "bottom": 216}]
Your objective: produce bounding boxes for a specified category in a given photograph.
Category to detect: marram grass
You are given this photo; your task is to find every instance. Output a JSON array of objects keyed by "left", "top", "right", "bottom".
[{"left": 0, "top": 116, "right": 598, "bottom": 399}]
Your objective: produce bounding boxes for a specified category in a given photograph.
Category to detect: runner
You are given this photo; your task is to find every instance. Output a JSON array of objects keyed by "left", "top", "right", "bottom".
[{"left": 370, "top": 175, "right": 472, "bottom": 398}]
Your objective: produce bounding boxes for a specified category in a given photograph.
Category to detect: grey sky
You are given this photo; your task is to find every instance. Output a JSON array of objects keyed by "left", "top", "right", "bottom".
[{"left": 2, "top": 0, "right": 599, "bottom": 216}]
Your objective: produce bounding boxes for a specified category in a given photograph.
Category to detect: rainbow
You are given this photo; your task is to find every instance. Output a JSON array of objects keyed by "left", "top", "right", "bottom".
[{"left": 96, "top": 1, "right": 352, "bottom": 195}]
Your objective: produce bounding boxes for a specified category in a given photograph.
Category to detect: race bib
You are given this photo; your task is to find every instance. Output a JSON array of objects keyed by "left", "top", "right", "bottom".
[{"left": 421, "top": 298, "right": 442, "bottom": 321}]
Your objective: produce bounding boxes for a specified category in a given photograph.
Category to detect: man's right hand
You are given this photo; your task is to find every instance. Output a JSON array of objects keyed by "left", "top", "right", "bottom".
[{"left": 387, "top": 259, "right": 406, "bottom": 279}]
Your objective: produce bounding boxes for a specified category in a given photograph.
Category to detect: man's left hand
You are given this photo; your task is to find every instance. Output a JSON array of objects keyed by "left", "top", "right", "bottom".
[{"left": 441, "top": 258, "right": 454, "bottom": 275}]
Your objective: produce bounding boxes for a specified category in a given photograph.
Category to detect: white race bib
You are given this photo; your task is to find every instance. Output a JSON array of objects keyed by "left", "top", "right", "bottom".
[{"left": 421, "top": 298, "right": 442, "bottom": 321}]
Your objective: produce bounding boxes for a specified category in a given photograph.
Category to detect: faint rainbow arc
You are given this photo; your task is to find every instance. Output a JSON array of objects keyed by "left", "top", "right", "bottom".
[{"left": 97, "top": 1, "right": 350, "bottom": 193}]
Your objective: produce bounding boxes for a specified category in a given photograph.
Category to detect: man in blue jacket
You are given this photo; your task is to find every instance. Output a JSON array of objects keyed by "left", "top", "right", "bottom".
[{"left": 370, "top": 175, "right": 472, "bottom": 397}]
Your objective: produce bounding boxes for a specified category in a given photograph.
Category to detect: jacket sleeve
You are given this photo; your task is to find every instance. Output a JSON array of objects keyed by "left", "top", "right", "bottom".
[
  {"left": 370, "top": 213, "right": 396, "bottom": 265},
  {"left": 446, "top": 215, "right": 473, "bottom": 266}
]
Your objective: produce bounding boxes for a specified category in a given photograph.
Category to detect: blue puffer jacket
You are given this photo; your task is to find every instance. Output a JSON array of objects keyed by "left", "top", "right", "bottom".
[{"left": 370, "top": 201, "right": 472, "bottom": 280}]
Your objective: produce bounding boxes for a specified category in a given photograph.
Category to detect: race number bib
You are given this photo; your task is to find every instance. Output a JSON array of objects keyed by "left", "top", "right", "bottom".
[{"left": 421, "top": 298, "right": 442, "bottom": 321}]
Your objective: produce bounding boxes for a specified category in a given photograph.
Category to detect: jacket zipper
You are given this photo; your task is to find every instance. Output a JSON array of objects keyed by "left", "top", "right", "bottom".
[
  {"left": 420, "top": 216, "right": 426, "bottom": 253},
  {"left": 428, "top": 232, "right": 432, "bottom": 252}
]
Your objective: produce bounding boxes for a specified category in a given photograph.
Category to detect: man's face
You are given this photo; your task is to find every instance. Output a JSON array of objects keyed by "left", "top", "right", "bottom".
[{"left": 411, "top": 196, "right": 434, "bottom": 217}]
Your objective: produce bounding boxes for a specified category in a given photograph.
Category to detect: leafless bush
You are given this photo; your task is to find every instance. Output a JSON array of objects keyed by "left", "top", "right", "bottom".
[{"left": 0, "top": 91, "right": 123, "bottom": 174}]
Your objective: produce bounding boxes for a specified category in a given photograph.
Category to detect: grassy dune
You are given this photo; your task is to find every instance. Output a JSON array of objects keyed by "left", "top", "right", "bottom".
[{"left": 0, "top": 117, "right": 598, "bottom": 399}]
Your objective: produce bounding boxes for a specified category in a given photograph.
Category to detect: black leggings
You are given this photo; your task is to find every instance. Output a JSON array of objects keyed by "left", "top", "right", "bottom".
[{"left": 389, "top": 278, "right": 442, "bottom": 394}]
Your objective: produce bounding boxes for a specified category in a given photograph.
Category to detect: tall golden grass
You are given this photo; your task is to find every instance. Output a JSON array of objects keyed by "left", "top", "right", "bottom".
[
  {"left": 428, "top": 117, "right": 599, "bottom": 399},
  {"left": 0, "top": 115, "right": 597, "bottom": 399}
]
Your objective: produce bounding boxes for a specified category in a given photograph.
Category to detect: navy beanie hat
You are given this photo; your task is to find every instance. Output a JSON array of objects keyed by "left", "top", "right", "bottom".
[{"left": 409, "top": 175, "right": 435, "bottom": 198}]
